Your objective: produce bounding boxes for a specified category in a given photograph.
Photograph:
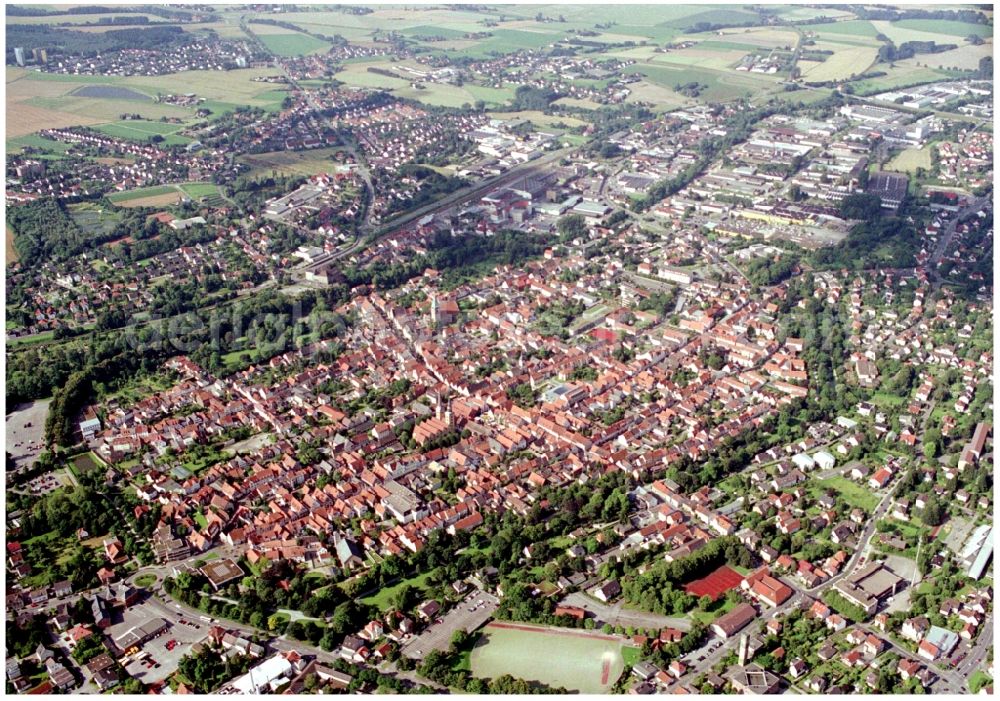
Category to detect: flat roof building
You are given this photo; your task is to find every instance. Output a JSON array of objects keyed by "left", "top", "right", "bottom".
[
  {"left": 833, "top": 562, "right": 904, "bottom": 615},
  {"left": 200, "top": 558, "right": 245, "bottom": 591}
]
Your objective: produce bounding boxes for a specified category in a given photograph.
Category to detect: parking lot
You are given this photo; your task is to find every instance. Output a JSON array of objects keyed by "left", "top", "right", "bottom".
[
  {"left": 20, "top": 470, "right": 71, "bottom": 495},
  {"left": 6, "top": 399, "right": 49, "bottom": 470},
  {"left": 110, "top": 603, "right": 207, "bottom": 684},
  {"left": 402, "top": 590, "right": 499, "bottom": 660}
]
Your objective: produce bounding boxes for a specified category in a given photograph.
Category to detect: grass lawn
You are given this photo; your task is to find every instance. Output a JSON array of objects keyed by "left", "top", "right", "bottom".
[
  {"left": 267, "top": 612, "right": 290, "bottom": 632},
  {"left": 7, "top": 330, "right": 56, "bottom": 347},
  {"left": 359, "top": 570, "right": 434, "bottom": 612},
  {"left": 621, "top": 645, "right": 642, "bottom": 668},
  {"left": 193, "top": 512, "right": 209, "bottom": 530},
  {"left": 872, "top": 390, "right": 907, "bottom": 407},
  {"left": 135, "top": 573, "right": 157, "bottom": 588},
  {"left": 689, "top": 597, "right": 737, "bottom": 625},
  {"left": 470, "top": 623, "right": 628, "bottom": 693},
  {"left": 887, "top": 146, "right": 933, "bottom": 174},
  {"left": 969, "top": 670, "right": 992, "bottom": 693},
  {"left": 815, "top": 475, "right": 880, "bottom": 511}
]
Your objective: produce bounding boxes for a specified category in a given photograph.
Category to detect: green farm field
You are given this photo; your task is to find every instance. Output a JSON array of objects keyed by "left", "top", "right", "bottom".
[
  {"left": 851, "top": 65, "right": 956, "bottom": 96},
  {"left": 258, "top": 31, "right": 331, "bottom": 57},
  {"left": 470, "top": 623, "right": 633, "bottom": 693},
  {"left": 7, "top": 65, "right": 286, "bottom": 139},
  {"left": 93, "top": 119, "right": 191, "bottom": 145}
]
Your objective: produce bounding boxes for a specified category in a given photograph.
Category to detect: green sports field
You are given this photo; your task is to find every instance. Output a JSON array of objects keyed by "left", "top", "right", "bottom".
[{"left": 470, "top": 623, "right": 632, "bottom": 693}]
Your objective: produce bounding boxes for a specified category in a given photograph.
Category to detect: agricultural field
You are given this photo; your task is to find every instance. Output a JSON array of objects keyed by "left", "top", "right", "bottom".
[
  {"left": 801, "top": 45, "right": 880, "bottom": 83},
  {"left": 705, "top": 26, "right": 800, "bottom": 50},
  {"left": 5, "top": 11, "right": 163, "bottom": 25},
  {"left": 652, "top": 46, "right": 748, "bottom": 71},
  {"left": 769, "top": 6, "right": 855, "bottom": 21},
  {"left": 333, "top": 61, "right": 514, "bottom": 108},
  {"left": 6, "top": 132, "right": 72, "bottom": 156},
  {"left": 801, "top": 20, "right": 881, "bottom": 40},
  {"left": 6, "top": 66, "right": 286, "bottom": 140},
  {"left": 469, "top": 623, "right": 632, "bottom": 693},
  {"left": 7, "top": 67, "right": 105, "bottom": 136},
  {"left": 851, "top": 64, "right": 956, "bottom": 96},
  {"left": 633, "top": 61, "right": 783, "bottom": 102},
  {"left": 895, "top": 42, "right": 993, "bottom": 72},
  {"left": 93, "top": 119, "right": 192, "bottom": 146},
  {"left": 894, "top": 18, "right": 993, "bottom": 39},
  {"left": 624, "top": 80, "right": 692, "bottom": 111},
  {"left": 552, "top": 97, "right": 604, "bottom": 110},
  {"left": 257, "top": 30, "right": 331, "bottom": 57}
]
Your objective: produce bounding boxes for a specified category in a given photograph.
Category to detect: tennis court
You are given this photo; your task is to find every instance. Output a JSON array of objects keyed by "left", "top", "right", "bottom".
[{"left": 683, "top": 564, "right": 743, "bottom": 601}]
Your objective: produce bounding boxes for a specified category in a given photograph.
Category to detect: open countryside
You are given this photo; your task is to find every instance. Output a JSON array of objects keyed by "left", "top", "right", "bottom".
[{"left": 3, "top": 2, "right": 994, "bottom": 697}]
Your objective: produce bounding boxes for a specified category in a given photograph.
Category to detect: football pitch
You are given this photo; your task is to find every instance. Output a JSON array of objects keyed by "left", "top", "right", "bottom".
[{"left": 469, "top": 622, "right": 630, "bottom": 693}]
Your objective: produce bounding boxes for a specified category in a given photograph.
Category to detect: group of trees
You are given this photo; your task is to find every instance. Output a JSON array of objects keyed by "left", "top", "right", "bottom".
[
  {"left": 742, "top": 253, "right": 801, "bottom": 287},
  {"left": 380, "top": 166, "right": 468, "bottom": 218},
  {"left": 166, "top": 560, "right": 372, "bottom": 654},
  {"left": 813, "top": 216, "right": 919, "bottom": 271},
  {"left": 13, "top": 468, "right": 149, "bottom": 588},
  {"left": 510, "top": 85, "right": 559, "bottom": 111},
  {"left": 839, "top": 192, "right": 884, "bottom": 221},
  {"left": 619, "top": 537, "right": 747, "bottom": 616},
  {"left": 177, "top": 645, "right": 254, "bottom": 693},
  {"left": 343, "top": 229, "right": 550, "bottom": 294},
  {"left": 877, "top": 40, "right": 957, "bottom": 64},
  {"left": 7, "top": 198, "right": 113, "bottom": 269},
  {"left": 7, "top": 23, "right": 188, "bottom": 59},
  {"left": 666, "top": 408, "right": 793, "bottom": 492},
  {"left": 556, "top": 213, "right": 588, "bottom": 242}
]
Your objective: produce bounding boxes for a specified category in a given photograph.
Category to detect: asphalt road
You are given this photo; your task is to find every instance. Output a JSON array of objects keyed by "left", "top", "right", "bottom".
[{"left": 954, "top": 616, "right": 993, "bottom": 687}]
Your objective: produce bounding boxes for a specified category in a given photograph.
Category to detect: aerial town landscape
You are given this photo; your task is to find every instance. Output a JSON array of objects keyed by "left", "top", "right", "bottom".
[{"left": 2, "top": 1, "right": 995, "bottom": 696}]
